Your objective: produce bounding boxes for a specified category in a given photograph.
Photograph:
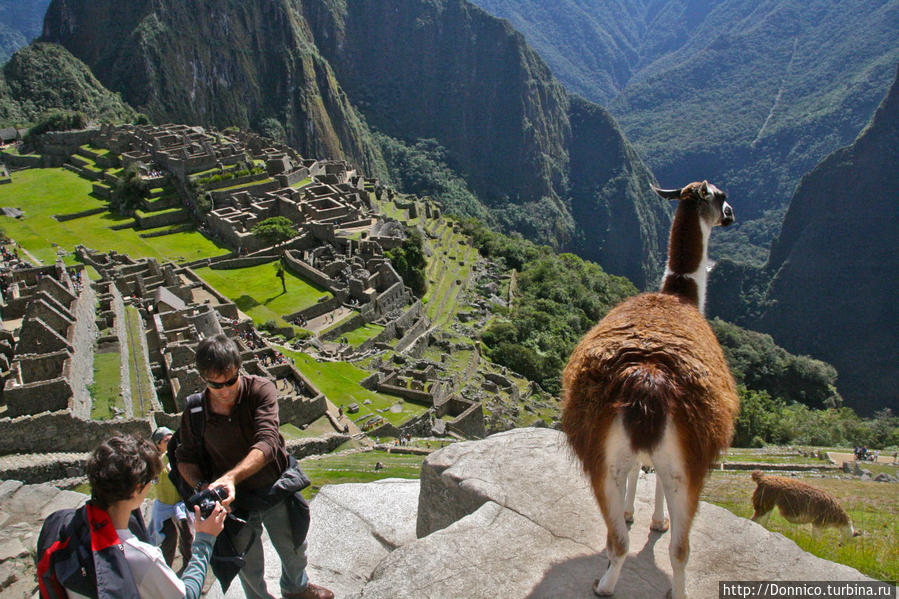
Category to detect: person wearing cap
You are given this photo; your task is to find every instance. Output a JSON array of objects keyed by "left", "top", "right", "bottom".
[{"left": 149, "top": 426, "right": 194, "bottom": 573}]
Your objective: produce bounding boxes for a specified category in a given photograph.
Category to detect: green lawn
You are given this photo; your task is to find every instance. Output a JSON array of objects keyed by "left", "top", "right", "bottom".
[
  {"left": 0, "top": 168, "right": 227, "bottom": 265},
  {"left": 89, "top": 351, "right": 123, "bottom": 420},
  {"left": 194, "top": 262, "right": 329, "bottom": 328},
  {"left": 299, "top": 450, "right": 426, "bottom": 499},
  {"left": 125, "top": 305, "right": 154, "bottom": 417},
  {"left": 283, "top": 350, "right": 428, "bottom": 427},
  {"left": 702, "top": 470, "right": 898, "bottom": 582},
  {"left": 342, "top": 322, "right": 385, "bottom": 346}
]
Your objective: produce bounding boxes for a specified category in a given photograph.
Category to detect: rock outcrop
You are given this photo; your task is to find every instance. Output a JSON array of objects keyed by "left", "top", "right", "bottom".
[{"left": 8, "top": 429, "right": 878, "bottom": 598}]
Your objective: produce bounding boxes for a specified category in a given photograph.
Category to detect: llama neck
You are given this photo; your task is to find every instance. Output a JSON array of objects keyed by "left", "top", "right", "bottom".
[{"left": 660, "top": 202, "right": 711, "bottom": 314}]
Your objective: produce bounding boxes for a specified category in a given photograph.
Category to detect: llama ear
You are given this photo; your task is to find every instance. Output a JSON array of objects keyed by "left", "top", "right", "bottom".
[
  {"left": 699, "top": 180, "right": 711, "bottom": 198},
  {"left": 651, "top": 184, "right": 682, "bottom": 200}
]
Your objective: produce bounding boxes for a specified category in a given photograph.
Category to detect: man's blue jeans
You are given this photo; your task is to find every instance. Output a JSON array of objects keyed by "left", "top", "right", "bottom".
[{"left": 231, "top": 497, "right": 309, "bottom": 599}]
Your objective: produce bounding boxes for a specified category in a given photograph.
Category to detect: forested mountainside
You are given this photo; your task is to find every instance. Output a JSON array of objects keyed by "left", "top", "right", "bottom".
[
  {"left": 0, "top": 0, "right": 50, "bottom": 63},
  {"left": 41, "top": 0, "right": 385, "bottom": 184},
  {"left": 708, "top": 65, "right": 899, "bottom": 416},
  {"left": 469, "top": 0, "right": 899, "bottom": 261},
  {"left": 41, "top": 0, "right": 670, "bottom": 288},
  {"left": 0, "top": 42, "right": 134, "bottom": 124}
]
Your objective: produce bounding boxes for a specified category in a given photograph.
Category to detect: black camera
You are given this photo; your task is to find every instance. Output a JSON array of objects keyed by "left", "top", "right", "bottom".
[{"left": 187, "top": 485, "right": 228, "bottom": 518}]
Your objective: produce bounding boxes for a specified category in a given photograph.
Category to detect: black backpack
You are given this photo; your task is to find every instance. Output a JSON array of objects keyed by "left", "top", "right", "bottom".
[{"left": 167, "top": 392, "right": 208, "bottom": 503}]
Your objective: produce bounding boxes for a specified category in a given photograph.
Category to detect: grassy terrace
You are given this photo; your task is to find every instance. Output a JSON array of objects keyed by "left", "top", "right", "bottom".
[
  {"left": 342, "top": 322, "right": 385, "bottom": 346},
  {"left": 125, "top": 305, "right": 154, "bottom": 417},
  {"left": 299, "top": 449, "right": 427, "bottom": 500},
  {"left": 194, "top": 262, "right": 329, "bottom": 329},
  {"left": 284, "top": 349, "right": 428, "bottom": 428},
  {"left": 0, "top": 168, "right": 227, "bottom": 265},
  {"left": 89, "top": 351, "right": 122, "bottom": 420},
  {"left": 701, "top": 470, "right": 898, "bottom": 581}
]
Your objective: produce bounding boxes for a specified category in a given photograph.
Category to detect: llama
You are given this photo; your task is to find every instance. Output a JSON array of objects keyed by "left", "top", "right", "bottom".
[
  {"left": 750, "top": 471, "right": 856, "bottom": 543},
  {"left": 562, "top": 181, "right": 739, "bottom": 599}
]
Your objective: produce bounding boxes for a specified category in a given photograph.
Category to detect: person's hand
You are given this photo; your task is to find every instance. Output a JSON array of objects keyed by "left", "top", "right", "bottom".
[
  {"left": 209, "top": 475, "right": 236, "bottom": 507},
  {"left": 193, "top": 503, "right": 226, "bottom": 537}
]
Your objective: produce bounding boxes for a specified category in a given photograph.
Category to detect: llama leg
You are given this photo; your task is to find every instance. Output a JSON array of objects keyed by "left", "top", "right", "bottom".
[
  {"left": 752, "top": 509, "right": 772, "bottom": 527},
  {"left": 650, "top": 474, "right": 669, "bottom": 532},
  {"left": 624, "top": 464, "right": 639, "bottom": 523},
  {"left": 591, "top": 463, "right": 633, "bottom": 596},
  {"left": 652, "top": 435, "right": 696, "bottom": 599}
]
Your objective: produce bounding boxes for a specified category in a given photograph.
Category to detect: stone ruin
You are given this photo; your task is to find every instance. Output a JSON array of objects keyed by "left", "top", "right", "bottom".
[
  {"left": 0, "top": 254, "right": 94, "bottom": 420},
  {"left": 0, "top": 245, "right": 329, "bottom": 458}
]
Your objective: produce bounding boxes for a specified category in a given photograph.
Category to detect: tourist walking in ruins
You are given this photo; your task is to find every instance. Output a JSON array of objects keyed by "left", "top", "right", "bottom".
[
  {"left": 149, "top": 426, "right": 194, "bottom": 574},
  {"left": 175, "top": 334, "right": 333, "bottom": 599}
]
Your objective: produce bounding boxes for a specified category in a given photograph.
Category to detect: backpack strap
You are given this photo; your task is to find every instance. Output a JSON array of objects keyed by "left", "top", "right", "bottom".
[{"left": 186, "top": 392, "right": 205, "bottom": 441}]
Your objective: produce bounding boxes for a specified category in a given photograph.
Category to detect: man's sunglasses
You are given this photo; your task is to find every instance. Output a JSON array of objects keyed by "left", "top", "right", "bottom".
[{"left": 204, "top": 372, "right": 240, "bottom": 389}]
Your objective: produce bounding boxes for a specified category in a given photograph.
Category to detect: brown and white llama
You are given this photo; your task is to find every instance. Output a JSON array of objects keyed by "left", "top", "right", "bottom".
[
  {"left": 562, "top": 181, "right": 740, "bottom": 599},
  {"left": 750, "top": 471, "right": 856, "bottom": 543}
]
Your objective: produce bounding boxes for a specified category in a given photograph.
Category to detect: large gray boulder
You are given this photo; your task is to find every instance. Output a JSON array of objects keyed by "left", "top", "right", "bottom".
[{"left": 317, "top": 428, "right": 873, "bottom": 598}]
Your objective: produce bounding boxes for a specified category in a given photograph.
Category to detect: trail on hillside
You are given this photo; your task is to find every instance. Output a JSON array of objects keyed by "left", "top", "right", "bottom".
[{"left": 752, "top": 37, "right": 799, "bottom": 148}]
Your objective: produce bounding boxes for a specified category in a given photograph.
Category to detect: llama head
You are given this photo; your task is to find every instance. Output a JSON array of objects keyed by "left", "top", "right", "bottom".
[{"left": 652, "top": 180, "right": 735, "bottom": 228}]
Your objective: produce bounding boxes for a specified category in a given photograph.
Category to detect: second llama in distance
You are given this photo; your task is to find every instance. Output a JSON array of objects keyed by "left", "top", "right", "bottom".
[
  {"left": 751, "top": 470, "right": 857, "bottom": 543},
  {"left": 562, "top": 181, "right": 740, "bottom": 599}
]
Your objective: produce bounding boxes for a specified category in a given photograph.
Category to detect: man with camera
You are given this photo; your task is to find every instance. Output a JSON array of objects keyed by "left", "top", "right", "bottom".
[{"left": 176, "top": 334, "right": 333, "bottom": 599}]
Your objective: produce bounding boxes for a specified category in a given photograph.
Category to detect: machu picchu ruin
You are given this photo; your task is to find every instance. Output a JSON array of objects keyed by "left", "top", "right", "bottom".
[{"left": 0, "top": 121, "right": 559, "bottom": 490}]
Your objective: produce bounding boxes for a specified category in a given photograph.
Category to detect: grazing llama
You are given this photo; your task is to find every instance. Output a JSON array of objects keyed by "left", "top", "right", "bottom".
[
  {"left": 750, "top": 471, "right": 856, "bottom": 543},
  {"left": 562, "top": 181, "right": 740, "bottom": 599}
]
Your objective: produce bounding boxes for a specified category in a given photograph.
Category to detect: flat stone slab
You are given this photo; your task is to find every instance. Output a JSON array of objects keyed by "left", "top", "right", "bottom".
[
  {"left": 358, "top": 428, "right": 873, "bottom": 599},
  {"left": 206, "top": 478, "right": 419, "bottom": 599}
]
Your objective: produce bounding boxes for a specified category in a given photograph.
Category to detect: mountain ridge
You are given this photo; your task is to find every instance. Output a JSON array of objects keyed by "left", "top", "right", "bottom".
[{"left": 41, "top": 0, "right": 671, "bottom": 288}]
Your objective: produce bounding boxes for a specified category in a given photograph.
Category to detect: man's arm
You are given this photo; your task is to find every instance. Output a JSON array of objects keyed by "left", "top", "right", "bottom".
[
  {"left": 178, "top": 461, "right": 205, "bottom": 491},
  {"left": 210, "top": 448, "right": 267, "bottom": 506}
]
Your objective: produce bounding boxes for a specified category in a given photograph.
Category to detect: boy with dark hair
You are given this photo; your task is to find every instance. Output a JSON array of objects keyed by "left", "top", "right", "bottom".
[{"left": 37, "top": 435, "right": 226, "bottom": 599}]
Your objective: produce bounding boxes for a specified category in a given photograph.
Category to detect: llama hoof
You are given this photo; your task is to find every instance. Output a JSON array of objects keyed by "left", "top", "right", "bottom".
[
  {"left": 650, "top": 517, "right": 670, "bottom": 532},
  {"left": 624, "top": 511, "right": 634, "bottom": 524},
  {"left": 593, "top": 579, "right": 615, "bottom": 597}
]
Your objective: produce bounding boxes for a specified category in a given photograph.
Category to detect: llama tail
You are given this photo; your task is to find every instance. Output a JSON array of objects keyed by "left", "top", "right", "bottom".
[
  {"left": 751, "top": 470, "right": 764, "bottom": 483},
  {"left": 614, "top": 365, "right": 674, "bottom": 453}
]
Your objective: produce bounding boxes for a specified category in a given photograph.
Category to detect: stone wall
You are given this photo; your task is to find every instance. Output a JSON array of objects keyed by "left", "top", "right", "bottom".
[
  {"left": 134, "top": 209, "right": 188, "bottom": 230},
  {"left": 0, "top": 411, "right": 152, "bottom": 454},
  {"left": 278, "top": 394, "right": 328, "bottom": 428},
  {"left": 394, "top": 315, "right": 431, "bottom": 353},
  {"left": 210, "top": 255, "right": 278, "bottom": 270},
  {"left": 4, "top": 378, "right": 72, "bottom": 417},
  {"left": 283, "top": 250, "right": 334, "bottom": 290},
  {"left": 53, "top": 207, "right": 107, "bottom": 222},
  {"left": 447, "top": 403, "right": 486, "bottom": 439},
  {"left": 285, "top": 433, "right": 349, "bottom": 459}
]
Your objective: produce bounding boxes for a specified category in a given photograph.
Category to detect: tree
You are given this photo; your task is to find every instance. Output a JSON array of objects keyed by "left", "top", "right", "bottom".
[
  {"left": 112, "top": 163, "right": 146, "bottom": 214},
  {"left": 252, "top": 217, "right": 297, "bottom": 293},
  {"left": 252, "top": 217, "right": 296, "bottom": 249}
]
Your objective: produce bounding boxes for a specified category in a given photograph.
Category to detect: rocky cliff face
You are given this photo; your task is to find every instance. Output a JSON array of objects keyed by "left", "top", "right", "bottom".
[
  {"left": 301, "top": 0, "right": 670, "bottom": 287},
  {"left": 41, "top": 0, "right": 669, "bottom": 288},
  {"left": 709, "top": 64, "right": 899, "bottom": 415},
  {"left": 41, "top": 0, "right": 384, "bottom": 176}
]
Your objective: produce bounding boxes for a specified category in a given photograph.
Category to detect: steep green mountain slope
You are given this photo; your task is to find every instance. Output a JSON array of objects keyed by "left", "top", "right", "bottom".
[
  {"left": 41, "top": 0, "right": 385, "bottom": 178},
  {"left": 41, "top": 0, "right": 671, "bottom": 288},
  {"left": 708, "top": 65, "right": 899, "bottom": 415},
  {"left": 300, "top": 0, "right": 670, "bottom": 287},
  {"left": 0, "top": 0, "right": 50, "bottom": 63},
  {"left": 470, "top": 0, "right": 899, "bottom": 256},
  {"left": 0, "top": 42, "right": 135, "bottom": 124}
]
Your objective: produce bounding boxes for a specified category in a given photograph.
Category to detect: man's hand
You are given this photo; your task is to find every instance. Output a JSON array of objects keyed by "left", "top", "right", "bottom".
[
  {"left": 193, "top": 503, "right": 226, "bottom": 537},
  {"left": 209, "top": 475, "right": 236, "bottom": 508}
]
